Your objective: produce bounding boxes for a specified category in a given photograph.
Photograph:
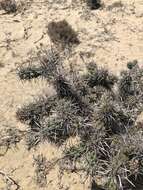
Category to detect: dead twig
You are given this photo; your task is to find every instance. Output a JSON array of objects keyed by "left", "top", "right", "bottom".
[{"left": 0, "top": 170, "right": 20, "bottom": 190}]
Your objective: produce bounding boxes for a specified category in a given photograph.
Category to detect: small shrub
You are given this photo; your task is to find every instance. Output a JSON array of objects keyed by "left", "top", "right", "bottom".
[
  {"left": 0, "top": 0, "right": 17, "bottom": 13},
  {"left": 47, "top": 20, "right": 80, "bottom": 48},
  {"left": 87, "top": 0, "right": 102, "bottom": 10}
]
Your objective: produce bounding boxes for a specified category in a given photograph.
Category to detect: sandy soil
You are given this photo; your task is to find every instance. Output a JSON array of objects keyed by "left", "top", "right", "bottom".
[{"left": 0, "top": 0, "right": 143, "bottom": 189}]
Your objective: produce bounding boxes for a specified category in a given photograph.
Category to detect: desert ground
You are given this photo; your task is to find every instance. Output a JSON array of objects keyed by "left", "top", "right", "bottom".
[{"left": 0, "top": 0, "right": 143, "bottom": 189}]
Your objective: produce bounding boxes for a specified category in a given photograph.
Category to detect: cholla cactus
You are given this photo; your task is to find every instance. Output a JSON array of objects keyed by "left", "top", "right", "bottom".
[
  {"left": 86, "top": 62, "right": 117, "bottom": 90},
  {"left": 17, "top": 50, "right": 143, "bottom": 190},
  {"left": 25, "top": 99, "right": 85, "bottom": 149},
  {"left": 17, "top": 48, "right": 61, "bottom": 81},
  {"left": 96, "top": 100, "right": 133, "bottom": 134},
  {"left": 118, "top": 62, "right": 143, "bottom": 119},
  {"left": 16, "top": 96, "right": 57, "bottom": 125}
]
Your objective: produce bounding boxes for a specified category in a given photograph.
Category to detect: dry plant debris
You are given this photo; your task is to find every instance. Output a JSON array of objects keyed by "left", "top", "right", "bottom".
[
  {"left": 33, "top": 154, "right": 49, "bottom": 187},
  {"left": 0, "top": 170, "right": 20, "bottom": 190},
  {"left": 0, "top": 0, "right": 17, "bottom": 13},
  {"left": 0, "top": 127, "right": 23, "bottom": 156}
]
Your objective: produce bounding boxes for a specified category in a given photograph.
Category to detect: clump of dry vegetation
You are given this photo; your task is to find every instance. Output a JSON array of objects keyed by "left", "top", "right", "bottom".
[
  {"left": 0, "top": 0, "right": 17, "bottom": 13},
  {"left": 47, "top": 20, "right": 80, "bottom": 49},
  {"left": 86, "top": 0, "right": 102, "bottom": 10},
  {"left": 16, "top": 47, "right": 143, "bottom": 190},
  {"left": 0, "top": 0, "right": 33, "bottom": 14},
  {"left": 0, "top": 127, "right": 23, "bottom": 156}
]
